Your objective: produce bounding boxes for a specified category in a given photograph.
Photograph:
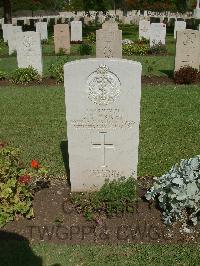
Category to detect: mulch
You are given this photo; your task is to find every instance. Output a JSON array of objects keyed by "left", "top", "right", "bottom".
[{"left": 1, "top": 178, "right": 199, "bottom": 245}]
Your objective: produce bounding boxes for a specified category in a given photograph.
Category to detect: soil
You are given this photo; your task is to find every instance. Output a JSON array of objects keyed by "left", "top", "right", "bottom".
[
  {"left": 1, "top": 178, "right": 200, "bottom": 245},
  {"left": 1, "top": 76, "right": 200, "bottom": 87}
]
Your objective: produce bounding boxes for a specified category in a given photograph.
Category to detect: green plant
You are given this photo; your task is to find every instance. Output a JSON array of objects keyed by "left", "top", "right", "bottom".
[
  {"left": 48, "top": 57, "right": 69, "bottom": 83},
  {"left": 146, "top": 156, "right": 200, "bottom": 226},
  {"left": 174, "top": 67, "right": 198, "bottom": 84},
  {"left": 149, "top": 42, "right": 167, "bottom": 55},
  {"left": 85, "top": 32, "right": 96, "bottom": 44},
  {"left": 71, "top": 177, "right": 137, "bottom": 221},
  {"left": 0, "top": 70, "right": 7, "bottom": 80},
  {"left": 57, "top": 48, "right": 67, "bottom": 56},
  {"left": 145, "top": 59, "right": 156, "bottom": 75},
  {"left": 123, "top": 43, "right": 150, "bottom": 56},
  {"left": 11, "top": 67, "right": 42, "bottom": 84},
  {"left": 0, "top": 141, "right": 49, "bottom": 227},
  {"left": 79, "top": 43, "right": 93, "bottom": 55}
]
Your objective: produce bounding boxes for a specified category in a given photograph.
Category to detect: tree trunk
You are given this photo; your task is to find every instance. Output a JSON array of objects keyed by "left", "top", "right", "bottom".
[{"left": 3, "top": 0, "right": 12, "bottom": 24}]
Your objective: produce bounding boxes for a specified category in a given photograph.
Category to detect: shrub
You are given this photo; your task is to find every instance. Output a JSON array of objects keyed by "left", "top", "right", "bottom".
[
  {"left": 71, "top": 177, "right": 137, "bottom": 221},
  {"left": 144, "top": 59, "right": 156, "bottom": 75},
  {"left": 0, "top": 141, "right": 49, "bottom": 227},
  {"left": 0, "top": 70, "right": 7, "bottom": 80},
  {"left": 79, "top": 43, "right": 93, "bottom": 55},
  {"left": 11, "top": 67, "right": 42, "bottom": 84},
  {"left": 85, "top": 32, "right": 96, "bottom": 44},
  {"left": 57, "top": 48, "right": 66, "bottom": 56},
  {"left": 145, "top": 156, "right": 200, "bottom": 226},
  {"left": 48, "top": 57, "right": 69, "bottom": 83},
  {"left": 123, "top": 43, "right": 150, "bottom": 56},
  {"left": 149, "top": 42, "right": 167, "bottom": 55},
  {"left": 174, "top": 66, "right": 198, "bottom": 84}
]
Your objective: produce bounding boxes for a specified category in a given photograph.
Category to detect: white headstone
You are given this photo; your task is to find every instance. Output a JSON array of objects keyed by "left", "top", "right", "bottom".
[
  {"left": 7, "top": 26, "right": 22, "bottom": 55},
  {"left": 175, "top": 29, "right": 200, "bottom": 71},
  {"left": 70, "top": 21, "right": 82, "bottom": 42},
  {"left": 16, "top": 31, "right": 43, "bottom": 75},
  {"left": 96, "top": 22, "right": 122, "bottom": 58},
  {"left": 174, "top": 21, "right": 186, "bottom": 39},
  {"left": 150, "top": 23, "right": 166, "bottom": 47},
  {"left": 36, "top": 22, "right": 48, "bottom": 40},
  {"left": 139, "top": 20, "right": 150, "bottom": 40},
  {"left": 64, "top": 59, "right": 142, "bottom": 192},
  {"left": 2, "top": 24, "right": 13, "bottom": 42}
]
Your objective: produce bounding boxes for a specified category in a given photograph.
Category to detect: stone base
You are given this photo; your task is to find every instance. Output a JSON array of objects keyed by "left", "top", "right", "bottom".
[{"left": 194, "top": 9, "right": 200, "bottom": 18}]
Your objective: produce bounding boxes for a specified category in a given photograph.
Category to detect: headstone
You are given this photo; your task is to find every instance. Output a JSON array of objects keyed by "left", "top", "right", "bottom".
[
  {"left": 36, "top": 22, "right": 48, "bottom": 40},
  {"left": 194, "top": 0, "right": 200, "bottom": 18},
  {"left": 150, "top": 23, "right": 166, "bottom": 47},
  {"left": 70, "top": 21, "right": 82, "bottom": 43},
  {"left": 2, "top": 24, "right": 13, "bottom": 42},
  {"left": 96, "top": 22, "right": 122, "bottom": 58},
  {"left": 12, "top": 18, "right": 17, "bottom": 26},
  {"left": 54, "top": 24, "right": 70, "bottom": 54},
  {"left": 16, "top": 31, "right": 43, "bottom": 74},
  {"left": 174, "top": 21, "right": 186, "bottom": 38},
  {"left": 175, "top": 29, "right": 200, "bottom": 71},
  {"left": 64, "top": 58, "right": 142, "bottom": 192},
  {"left": 139, "top": 20, "right": 150, "bottom": 40},
  {"left": 7, "top": 26, "right": 22, "bottom": 55}
]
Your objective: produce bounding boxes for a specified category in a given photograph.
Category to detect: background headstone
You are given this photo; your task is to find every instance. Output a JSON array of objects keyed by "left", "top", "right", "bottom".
[
  {"left": 139, "top": 20, "right": 150, "bottom": 40},
  {"left": 54, "top": 24, "right": 70, "bottom": 54},
  {"left": 2, "top": 24, "right": 13, "bottom": 42},
  {"left": 64, "top": 59, "right": 142, "bottom": 192},
  {"left": 175, "top": 29, "right": 200, "bottom": 71},
  {"left": 150, "top": 23, "right": 166, "bottom": 47},
  {"left": 7, "top": 26, "right": 22, "bottom": 55},
  {"left": 70, "top": 21, "right": 82, "bottom": 42},
  {"left": 36, "top": 22, "right": 48, "bottom": 40},
  {"left": 96, "top": 22, "right": 122, "bottom": 58},
  {"left": 16, "top": 31, "right": 43, "bottom": 74},
  {"left": 174, "top": 21, "right": 186, "bottom": 39}
]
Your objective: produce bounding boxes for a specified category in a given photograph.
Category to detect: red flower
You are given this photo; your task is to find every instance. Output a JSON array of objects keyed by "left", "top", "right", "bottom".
[
  {"left": 31, "top": 160, "right": 39, "bottom": 169},
  {"left": 19, "top": 175, "right": 31, "bottom": 184}
]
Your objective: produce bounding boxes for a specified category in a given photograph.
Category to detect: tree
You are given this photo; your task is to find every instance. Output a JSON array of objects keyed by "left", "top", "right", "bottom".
[{"left": 0, "top": 0, "right": 12, "bottom": 23}]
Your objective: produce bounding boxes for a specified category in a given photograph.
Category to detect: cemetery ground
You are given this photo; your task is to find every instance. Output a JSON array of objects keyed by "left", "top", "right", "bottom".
[{"left": 1, "top": 24, "right": 200, "bottom": 264}]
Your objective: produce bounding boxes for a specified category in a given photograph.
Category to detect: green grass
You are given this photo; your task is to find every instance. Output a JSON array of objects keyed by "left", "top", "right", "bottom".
[
  {"left": 0, "top": 54, "right": 174, "bottom": 77},
  {"left": 0, "top": 242, "right": 200, "bottom": 266},
  {"left": 1, "top": 84, "right": 200, "bottom": 178}
]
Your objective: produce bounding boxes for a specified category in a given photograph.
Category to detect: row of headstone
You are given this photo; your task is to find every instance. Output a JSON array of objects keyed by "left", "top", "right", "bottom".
[{"left": 0, "top": 9, "right": 198, "bottom": 29}]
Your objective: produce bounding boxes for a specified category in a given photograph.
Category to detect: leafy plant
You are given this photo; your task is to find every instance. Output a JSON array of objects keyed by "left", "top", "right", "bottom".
[
  {"left": 71, "top": 177, "right": 137, "bottom": 221},
  {"left": 122, "top": 43, "right": 150, "bottom": 56},
  {"left": 85, "top": 32, "right": 96, "bottom": 44},
  {"left": 57, "top": 48, "right": 67, "bottom": 56},
  {"left": 48, "top": 57, "right": 69, "bottom": 83},
  {"left": 0, "top": 141, "right": 49, "bottom": 227},
  {"left": 145, "top": 59, "right": 156, "bottom": 75},
  {"left": 0, "top": 70, "right": 7, "bottom": 80},
  {"left": 79, "top": 43, "right": 93, "bottom": 55},
  {"left": 174, "top": 67, "right": 198, "bottom": 84},
  {"left": 11, "top": 67, "right": 42, "bottom": 84},
  {"left": 149, "top": 42, "right": 167, "bottom": 55},
  {"left": 145, "top": 156, "right": 200, "bottom": 226}
]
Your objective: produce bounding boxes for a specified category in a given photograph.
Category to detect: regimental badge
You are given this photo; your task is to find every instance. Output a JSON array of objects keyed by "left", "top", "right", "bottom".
[{"left": 87, "top": 65, "right": 121, "bottom": 105}]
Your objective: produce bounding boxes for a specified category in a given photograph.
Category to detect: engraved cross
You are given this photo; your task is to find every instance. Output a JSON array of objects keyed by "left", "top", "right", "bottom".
[{"left": 92, "top": 132, "right": 115, "bottom": 168}]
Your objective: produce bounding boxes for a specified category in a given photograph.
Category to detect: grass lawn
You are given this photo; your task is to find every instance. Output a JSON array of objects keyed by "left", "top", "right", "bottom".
[
  {"left": 0, "top": 242, "right": 200, "bottom": 265},
  {"left": 0, "top": 54, "right": 174, "bottom": 77},
  {"left": 1, "top": 84, "right": 200, "bottom": 177}
]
